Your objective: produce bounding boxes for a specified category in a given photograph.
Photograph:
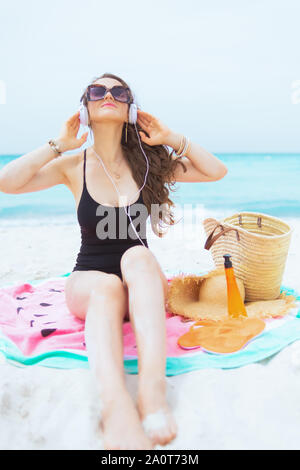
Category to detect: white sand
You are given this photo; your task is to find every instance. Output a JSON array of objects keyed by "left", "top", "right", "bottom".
[{"left": 0, "top": 210, "right": 300, "bottom": 450}]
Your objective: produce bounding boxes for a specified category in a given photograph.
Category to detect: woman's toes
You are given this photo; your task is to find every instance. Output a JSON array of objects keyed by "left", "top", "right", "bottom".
[
  {"left": 142, "top": 409, "right": 177, "bottom": 446},
  {"left": 152, "top": 427, "right": 171, "bottom": 446}
]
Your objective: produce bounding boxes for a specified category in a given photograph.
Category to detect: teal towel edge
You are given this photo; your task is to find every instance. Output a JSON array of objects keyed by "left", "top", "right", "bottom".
[{"left": 1, "top": 271, "right": 300, "bottom": 376}]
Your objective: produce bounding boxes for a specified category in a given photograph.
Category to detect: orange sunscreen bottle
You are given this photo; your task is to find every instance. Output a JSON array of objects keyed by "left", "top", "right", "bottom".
[{"left": 223, "top": 254, "right": 247, "bottom": 318}]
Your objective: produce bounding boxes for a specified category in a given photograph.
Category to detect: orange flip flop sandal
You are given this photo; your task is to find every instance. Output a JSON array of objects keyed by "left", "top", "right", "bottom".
[{"left": 177, "top": 317, "right": 265, "bottom": 354}]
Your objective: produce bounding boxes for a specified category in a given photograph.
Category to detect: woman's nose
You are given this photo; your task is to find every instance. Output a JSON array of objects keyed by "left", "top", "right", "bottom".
[{"left": 104, "top": 90, "right": 114, "bottom": 101}]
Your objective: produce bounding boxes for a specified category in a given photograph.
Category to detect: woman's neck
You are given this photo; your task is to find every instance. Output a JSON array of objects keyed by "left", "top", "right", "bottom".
[{"left": 91, "top": 121, "right": 125, "bottom": 166}]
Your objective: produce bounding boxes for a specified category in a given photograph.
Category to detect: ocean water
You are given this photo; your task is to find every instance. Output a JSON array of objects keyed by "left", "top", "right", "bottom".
[{"left": 0, "top": 153, "right": 299, "bottom": 222}]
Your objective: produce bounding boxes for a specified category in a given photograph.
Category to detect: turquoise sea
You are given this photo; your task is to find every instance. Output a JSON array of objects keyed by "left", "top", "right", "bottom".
[{"left": 0, "top": 153, "right": 299, "bottom": 221}]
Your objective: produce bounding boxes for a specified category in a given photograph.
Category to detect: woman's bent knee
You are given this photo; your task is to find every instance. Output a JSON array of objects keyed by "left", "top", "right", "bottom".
[
  {"left": 90, "top": 274, "right": 123, "bottom": 296},
  {"left": 120, "top": 246, "right": 169, "bottom": 301},
  {"left": 89, "top": 275, "right": 127, "bottom": 308},
  {"left": 120, "top": 246, "right": 156, "bottom": 277},
  {"left": 65, "top": 271, "right": 126, "bottom": 320}
]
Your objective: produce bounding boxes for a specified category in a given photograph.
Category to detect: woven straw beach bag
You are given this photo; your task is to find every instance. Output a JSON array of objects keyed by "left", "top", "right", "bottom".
[{"left": 203, "top": 212, "right": 293, "bottom": 301}]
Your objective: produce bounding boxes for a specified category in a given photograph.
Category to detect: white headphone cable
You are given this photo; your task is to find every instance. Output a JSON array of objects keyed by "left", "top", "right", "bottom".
[{"left": 92, "top": 122, "right": 150, "bottom": 246}]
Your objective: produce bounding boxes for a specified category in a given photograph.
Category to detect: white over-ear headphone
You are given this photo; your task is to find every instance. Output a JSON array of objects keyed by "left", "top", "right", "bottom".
[
  {"left": 79, "top": 100, "right": 137, "bottom": 126},
  {"left": 79, "top": 102, "right": 89, "bottom": 127}
]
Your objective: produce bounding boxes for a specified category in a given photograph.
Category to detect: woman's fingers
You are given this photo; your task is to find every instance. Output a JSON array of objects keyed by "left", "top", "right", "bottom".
[
  {"left": 71, "top": 118, "right": 80, "bottom": 131},
  {"left": 72, "top": 112, "right": 80, "bottom": 124},
  {"left": 79, "top": 132, "right": 88, "bottom": 144},
  {"left": 138, "top": 116, "right": 151, "bottom": 126},
  {"left": 67, "top": 111, "right": 80, "bottom": 124},
  {"left": 138, "top": 109, "right": 151, "bottom": 117},
  {"left": 137, "top": 110, "right": 153, "bottom": 123},
  {"left": 138, "top": 120, "right": 150, "bottom": 131},
  {"left": 137, "top": 115, "right": 151, "bottom": 128},
  {"left": 67, "top": 113, "right": 81, "bottom": 136}
]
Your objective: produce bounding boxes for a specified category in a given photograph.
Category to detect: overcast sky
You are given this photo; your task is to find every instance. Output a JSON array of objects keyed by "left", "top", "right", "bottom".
[{"left": 0, "top": 0, "right": 299, "bottom": 154}]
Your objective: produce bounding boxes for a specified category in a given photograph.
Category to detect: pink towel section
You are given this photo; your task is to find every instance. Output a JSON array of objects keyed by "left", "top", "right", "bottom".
[{"left": 0, "top": 277, "right": 194, "bottom": 359}]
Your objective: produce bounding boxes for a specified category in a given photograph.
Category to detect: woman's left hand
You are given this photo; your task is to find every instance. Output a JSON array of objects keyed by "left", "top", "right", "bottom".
[{"left": 136, "top": 110, "right": 172, "bottom": 146}]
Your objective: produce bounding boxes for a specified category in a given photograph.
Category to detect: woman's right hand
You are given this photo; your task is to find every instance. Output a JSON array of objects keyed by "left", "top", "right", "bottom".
[{"left": 56, "top": 111, "right": 89, "bottom": 153}]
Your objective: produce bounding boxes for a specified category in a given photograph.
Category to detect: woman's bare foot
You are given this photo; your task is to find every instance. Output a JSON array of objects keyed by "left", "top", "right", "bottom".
[
  {"left": 100, "top": 389, "right": 154, "bottom": 450},
  {"left": 137, "top": 377, "right": 177, "bottom": 446}
]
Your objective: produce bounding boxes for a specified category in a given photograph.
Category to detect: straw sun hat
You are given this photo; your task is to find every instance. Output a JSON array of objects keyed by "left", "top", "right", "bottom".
[{"left": 166, "top": 266, "right": 297, "bottom": 322}]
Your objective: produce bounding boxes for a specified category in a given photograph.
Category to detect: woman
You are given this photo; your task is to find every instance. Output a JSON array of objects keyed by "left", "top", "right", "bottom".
[{"left": 0, "top": 73, "right": 228, "bottom": 450}]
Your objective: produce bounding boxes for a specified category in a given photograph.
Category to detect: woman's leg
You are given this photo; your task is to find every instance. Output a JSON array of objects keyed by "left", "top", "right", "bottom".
[
  {"left": 120, "top": 246, "right": 177, "bottom": 446},
  {"left": 64, "top": 270, "right": 153, "bottom": 450}
]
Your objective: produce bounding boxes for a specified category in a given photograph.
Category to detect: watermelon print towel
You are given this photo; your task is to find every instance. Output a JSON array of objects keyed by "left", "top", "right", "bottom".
[{"left": 0, "top": 273, "right": 299, "bottom": 376}]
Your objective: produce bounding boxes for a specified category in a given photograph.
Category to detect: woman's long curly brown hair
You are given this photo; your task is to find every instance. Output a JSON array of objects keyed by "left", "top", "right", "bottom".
[{"left": 80, "top": 73, "right": 187, "bottom": 238}]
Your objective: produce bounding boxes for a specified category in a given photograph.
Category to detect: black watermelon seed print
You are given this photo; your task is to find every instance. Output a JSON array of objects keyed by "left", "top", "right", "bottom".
[
  {"left": 49, "top": 289, "right": 62, "bottom": 292},
  {"left": 41, "top": 328, "right": 57, "bottom": 337},
  {"left": 30, "top": 320, "right": 34, "bottom": 327},
  {"left": 17, "top": 307, "right": 24, "bottom": 314},
  {"left": 33, "top": 314, "right": 48, "bottom": 317},
  {"left": 16, "top": 296, "right": 27, "bottom": 300},
  {"left": 40, "top": 303, "right": 52, "bottom": 307},
  {"left": 42, "top": 321, "right": 56, "bottom": 325}
]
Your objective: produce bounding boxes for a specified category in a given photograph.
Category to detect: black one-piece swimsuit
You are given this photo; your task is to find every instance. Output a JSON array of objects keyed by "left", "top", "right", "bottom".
[{"left": 72, "top": 149, "right": 149, "bottom": 281}]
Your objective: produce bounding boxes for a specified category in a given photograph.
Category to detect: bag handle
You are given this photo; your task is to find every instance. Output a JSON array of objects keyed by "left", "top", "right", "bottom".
[{"left": 204, "top": 223, "right": 240, "bottom": 250}]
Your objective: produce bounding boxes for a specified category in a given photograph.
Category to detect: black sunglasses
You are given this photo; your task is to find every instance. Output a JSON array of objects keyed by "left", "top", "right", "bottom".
[{"left": 85, "top": 85, "right": 132, "bottom": 103}]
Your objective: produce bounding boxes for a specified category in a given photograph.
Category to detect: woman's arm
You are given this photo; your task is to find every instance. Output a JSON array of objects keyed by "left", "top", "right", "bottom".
[
  {"left": 136, "top": 111, "right": 228, "bottom": 183},
  {"left": 166, "top": 132, "right": 228, "bottom": 183},
  {"left": 0, "top": 110, "right": 88, "bottom": 194},
  {"left": 0, "top": 143, "right": 67, "bottom": 193}
]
